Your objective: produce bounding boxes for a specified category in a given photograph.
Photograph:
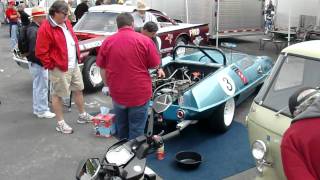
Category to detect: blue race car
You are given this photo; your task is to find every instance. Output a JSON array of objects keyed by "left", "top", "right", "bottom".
[{"left": 151, "top": 45, "right": 273, "bottom": 133}]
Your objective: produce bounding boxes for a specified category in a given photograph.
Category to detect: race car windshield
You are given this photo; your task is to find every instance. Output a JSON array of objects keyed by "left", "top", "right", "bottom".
[
  {"left": 175, "top": 46, "right": 225, "bottom": 65},
  {"left": 74, "top": 12, "right": 118, "bottom": 33}
]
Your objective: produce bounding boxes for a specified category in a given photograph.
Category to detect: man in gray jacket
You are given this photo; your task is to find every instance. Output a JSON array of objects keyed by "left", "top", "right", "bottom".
[{"left": 27, "top": 7, "right": 55, "bottom": 118}]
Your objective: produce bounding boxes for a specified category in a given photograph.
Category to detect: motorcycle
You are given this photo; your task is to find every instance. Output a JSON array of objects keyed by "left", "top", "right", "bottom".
[
  {"left": 264, "top": 11, "right": 275, "bottom": 34},
  {"left": 76, "top": 94, "right": 189, "bottom": 180}
]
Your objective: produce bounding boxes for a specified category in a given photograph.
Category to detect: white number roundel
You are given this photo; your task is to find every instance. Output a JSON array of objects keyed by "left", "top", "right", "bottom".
[{"left": 218, "top": 75, "right": 236, "bottom": 96}]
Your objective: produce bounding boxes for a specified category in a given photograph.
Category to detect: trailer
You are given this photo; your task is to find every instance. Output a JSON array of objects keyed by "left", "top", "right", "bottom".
[
  {"left": 23, "top": 0, "right": 95, "bottom": 15},
  {"left": 140, "top": 0, "right": 265, "bottom": 39},
  {"left": 272, "top": 0, "right": 320, "bottom": 29}
]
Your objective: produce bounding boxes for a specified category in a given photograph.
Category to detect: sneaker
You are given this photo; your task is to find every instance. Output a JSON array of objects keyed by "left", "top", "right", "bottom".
[
  {"left": 36, "top": 111, "right": 56, "bottom": 119},
  {"left": 56, "top": 121, "right": 73, "bottom": 134},
  {"left": 77, "top": 112, "right": 93, "bottom": 124}
]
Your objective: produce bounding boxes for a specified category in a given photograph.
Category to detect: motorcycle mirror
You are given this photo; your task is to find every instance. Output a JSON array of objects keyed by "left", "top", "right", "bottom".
[
  {"left": 76, "top": 158, "right": 101, "bottom": 180},
  {"left": 152, "top": 94, "right": 173, "bottom": 113}
]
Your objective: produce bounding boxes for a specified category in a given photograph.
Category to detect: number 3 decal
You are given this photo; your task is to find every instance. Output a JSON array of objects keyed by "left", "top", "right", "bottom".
[{"left": 218, "top": 75, "right": 236, "bottom": 96}]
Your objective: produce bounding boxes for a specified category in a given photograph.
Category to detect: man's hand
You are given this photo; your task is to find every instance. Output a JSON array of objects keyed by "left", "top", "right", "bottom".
[
  {"left": 102, "top": 86, "right": 109, "bottom": 96},
  {"left": 157, "top": 68, "right": 166, "bottom": 78}
]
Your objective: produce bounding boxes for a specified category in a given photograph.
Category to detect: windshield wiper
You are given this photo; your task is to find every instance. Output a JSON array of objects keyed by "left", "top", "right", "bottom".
[{"left": 275, "top": 106, "right": 288, "bottom": 117}]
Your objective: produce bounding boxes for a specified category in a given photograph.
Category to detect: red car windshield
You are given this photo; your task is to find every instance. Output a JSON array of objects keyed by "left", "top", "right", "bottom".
[{"left": 74, "top": 12, "right": 118, "bottom": 33}]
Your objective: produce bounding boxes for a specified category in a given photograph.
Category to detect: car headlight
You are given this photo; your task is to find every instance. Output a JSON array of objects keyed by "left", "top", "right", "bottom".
[{"left": 252, "top": 140, "right": 267, "bottom": 161}]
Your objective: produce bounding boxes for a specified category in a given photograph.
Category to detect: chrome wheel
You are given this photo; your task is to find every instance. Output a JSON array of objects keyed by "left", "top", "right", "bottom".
[
  {"left": 223, "top": 98, "right": 235, "bottom": 127},
  {"left": 175, "top": 38, "right": 187, "bottom": 56},
  {"left": 89, "top": 62, "right": 102, "bottom": 86}
]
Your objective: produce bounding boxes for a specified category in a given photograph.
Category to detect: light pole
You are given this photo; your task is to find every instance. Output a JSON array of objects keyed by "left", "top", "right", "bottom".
[
  {"left": 216, "top": 0, "right": 220, "bottom": 48},
  {"left": 185, "top": 0, "right": 189, "bottom": 23},
  {"left": 287, "top": 2, "right": 291, "bottom": 46}
]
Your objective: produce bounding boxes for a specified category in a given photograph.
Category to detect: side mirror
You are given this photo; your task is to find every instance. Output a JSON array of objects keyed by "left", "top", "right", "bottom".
[{"left": 76, "top": 158, "right": 101, "bottom": 180}]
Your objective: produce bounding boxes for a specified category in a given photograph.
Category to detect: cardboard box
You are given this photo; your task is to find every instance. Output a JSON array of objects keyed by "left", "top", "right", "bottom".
[{"left": 92, "top": 113, "right": 116, "bottom": 138}]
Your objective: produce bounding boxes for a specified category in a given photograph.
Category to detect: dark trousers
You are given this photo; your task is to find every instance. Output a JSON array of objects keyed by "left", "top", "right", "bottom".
[{"left": 112, "top": 100, "right": 149, "bottom": 140}]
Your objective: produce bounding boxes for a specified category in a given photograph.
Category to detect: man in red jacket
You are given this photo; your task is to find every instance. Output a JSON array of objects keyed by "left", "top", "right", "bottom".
[
  {"left": 36, "top": 1, "right": 92, "bottom": 134},
  {"left": 5, "top": 1, "right": 19, "bottom": 50},
  {"left": 96, "top": 13, "right": 160, "bottom": 140},
  {"left": 281, "top": 87, "right": 320, "bottom": 180}
]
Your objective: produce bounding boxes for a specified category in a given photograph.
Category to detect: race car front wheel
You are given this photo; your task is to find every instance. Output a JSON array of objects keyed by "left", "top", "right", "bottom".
[
  {"left": 207, "top": 97, "right": 235, "bottom": 133},
  {"left": 82, "top": 56, "right": 104, "bottom": 92},
  {"left": 175, "top": 37, "right": 188, "bottom": 57}
]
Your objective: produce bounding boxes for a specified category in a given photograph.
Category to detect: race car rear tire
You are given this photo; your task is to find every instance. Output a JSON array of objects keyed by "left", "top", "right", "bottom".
[
  {"left": 82, "top": 56, "right": 104, "bottom": 92},
  {"left": 207, "top": 97, "right": 235, "bottom": 133}
]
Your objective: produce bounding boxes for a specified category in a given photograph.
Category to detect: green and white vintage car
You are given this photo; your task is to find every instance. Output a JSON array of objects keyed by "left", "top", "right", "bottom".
[{"left": 247, "top": 40, "right": 320, "bottom": 179}]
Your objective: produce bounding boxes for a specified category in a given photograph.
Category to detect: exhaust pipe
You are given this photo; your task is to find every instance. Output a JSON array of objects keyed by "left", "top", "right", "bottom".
[{"left": 162, "top": 120, "right": 198, "bottom": 141}]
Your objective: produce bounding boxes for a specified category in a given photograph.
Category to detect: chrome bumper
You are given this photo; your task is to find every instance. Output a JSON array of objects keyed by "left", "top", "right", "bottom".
[
  {"left": 13, "top": 50, "right": 28, "bottom": 69},
  {"left": 12, "top": 49, "right": 84, "bottom": 70}
]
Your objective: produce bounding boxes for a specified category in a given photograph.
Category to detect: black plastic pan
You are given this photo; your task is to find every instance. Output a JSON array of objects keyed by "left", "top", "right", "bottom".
[{"left": 175, "top": 151, "right": 202, "bottom": 169}]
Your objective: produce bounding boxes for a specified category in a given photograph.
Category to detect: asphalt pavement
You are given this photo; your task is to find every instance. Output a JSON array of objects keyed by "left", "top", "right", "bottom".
[{"left": 0, "top": 24, "right": 279, "bottom": 180}]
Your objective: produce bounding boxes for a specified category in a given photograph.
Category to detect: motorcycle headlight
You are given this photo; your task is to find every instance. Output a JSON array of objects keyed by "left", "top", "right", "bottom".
[
  {"left": 252, "top": 140, "right": 267, "bottom": 161},
  {"left": 106, "top": 145, "right": 134, "bottom": 166}
]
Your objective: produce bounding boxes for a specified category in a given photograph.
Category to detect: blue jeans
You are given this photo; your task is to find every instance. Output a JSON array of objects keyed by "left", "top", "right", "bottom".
[
  {"left": 112, "top": 100, "right": 149, "bottom": 140},
  {"left": 10, "top": 23, "right": 17, "bottom": 50},
  {"left": 28, "top": 62, "right": 50, "bottom": 114}
]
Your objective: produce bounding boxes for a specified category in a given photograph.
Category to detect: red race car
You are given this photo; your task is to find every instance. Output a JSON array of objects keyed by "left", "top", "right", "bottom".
[{"left": 14, "top": 4, "right": 209, "bottom": 91}]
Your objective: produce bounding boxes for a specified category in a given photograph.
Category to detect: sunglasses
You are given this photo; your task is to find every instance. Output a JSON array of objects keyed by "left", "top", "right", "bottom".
[{"left": 58, "top": 11, "right": 68, "bottom": 16}]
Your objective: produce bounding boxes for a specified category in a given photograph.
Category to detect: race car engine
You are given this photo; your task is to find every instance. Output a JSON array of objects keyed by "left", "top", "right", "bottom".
[{"left": 152, "top": 62, "right": 217, "bottom": 103}]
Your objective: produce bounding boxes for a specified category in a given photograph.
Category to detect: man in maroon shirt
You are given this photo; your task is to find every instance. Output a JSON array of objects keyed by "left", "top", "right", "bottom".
[
  {"left": 281, "top": 87, "right": 320, "bottom": 180},
  {"left": 96, "top": 13, "right": 160, "bottom": 140}
]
